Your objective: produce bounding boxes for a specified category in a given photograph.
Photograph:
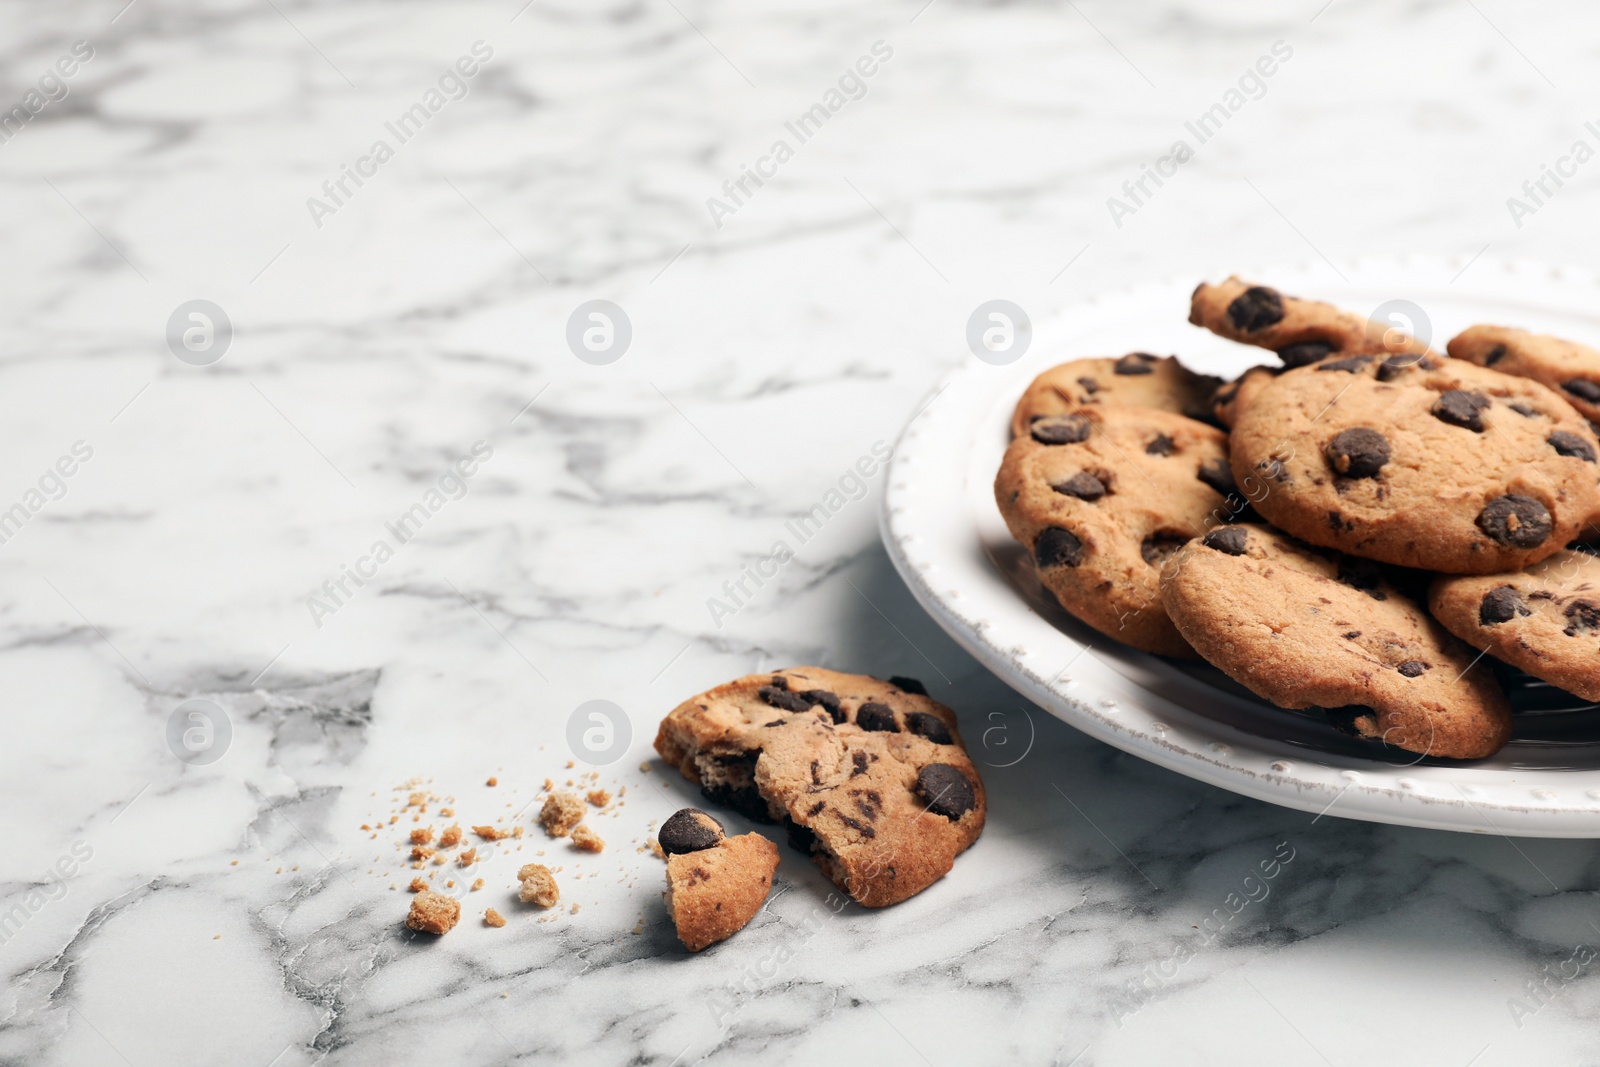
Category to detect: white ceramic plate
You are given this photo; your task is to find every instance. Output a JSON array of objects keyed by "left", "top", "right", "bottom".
[{"left": 880, "top": 257, "right": 1600, "bottom": 837}]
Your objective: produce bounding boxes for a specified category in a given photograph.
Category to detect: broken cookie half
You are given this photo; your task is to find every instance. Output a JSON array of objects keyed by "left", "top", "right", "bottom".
[
  {"left": 659, "top": 808, "right": 778, "bottom": 952},
  {"left": 654, "top": 668, "right": 986, "bottom": 907}
]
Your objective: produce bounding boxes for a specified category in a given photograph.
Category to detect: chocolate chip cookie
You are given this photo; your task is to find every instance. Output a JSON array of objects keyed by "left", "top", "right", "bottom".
[
  {"left": 1210, "top": 365, "right": 1281, "bottom": 428},
  {"left": 1190, "top": 277, "right": 1428, "bottom": 366},
  {"left": 1448, "top": 324, "right": 1600, "bottom": 432},
  {"left": 1010, "top": 353, "right": 1223, "bottom": 436},
  {"left": 659, "top": 810, "right": 779, "bottom": 952},
  {"left": 1160, "top": 524, "right": 1513, "bottom": 759},
  {"left": 1429, "top": 549, "right": 1600, "bottom": 702},
  {"left": 995, "top": 406, "right": 1245, "bottom": 656},
  {"left": 654, "top": 669, "right": 984, "bottom": 908},
  {"left": 1230, "top": 355, "right": 1600, "bottom": 574}
]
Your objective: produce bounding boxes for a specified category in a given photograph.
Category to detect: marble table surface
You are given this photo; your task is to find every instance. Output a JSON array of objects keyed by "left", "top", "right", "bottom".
[{"left": 4, "top": 1, "right": 1600, "bottom": 1064}]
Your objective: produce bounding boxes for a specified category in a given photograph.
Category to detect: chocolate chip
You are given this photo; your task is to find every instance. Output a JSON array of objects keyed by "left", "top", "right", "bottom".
[
  {"left": 1258, "top": 457, "right": 1293, "bottom": 484},
  {"left": 1509, "top": 402, "right": 1539, "bottom": 418},
  {"left": 1054, "top": 472, "right": 1107, "bottom": 501},
  {"left": 1227, "top": 286, "right": 1284, "bottom": 331},
  {"left": 1077, "top": 376, "right": 1101, "bottom": 394},
  {"left": 1477, "top": 494, "right": 1553, "bottom": 548},
  {"left": 1324, "top": 427, "right": 1390, "bottom": 478},
  {"left": 1432, "top": 390, "right": 1493, "bottom": 432},
  {"left": 851, "top": 751, "right": 869, "bottom": 776},
  {"left": 1202, "top": 527, "right": 1248, "bottom": 556},
  {"left": 888, "top": 675, "right": 927, "bottom": 696},
  {"left": 1317, "top": 356, "right": 1371, "bottom": 374},
  {"left": 1376, "top": 354, "right": 1426, "bottom": 382},
  {"left": 906, "top": 711, "right": 953, "bottom": 744},
  {"left": 856, "top": 702, "right": 899, "bottom": 732},
  {"left": 1277, "top": 340, "right": 1335, "bottom": 368},
  {"left": 783, "top": 818, "right": 817, "bottom": 854},
  {"left": 1479, "top": 586, "right": 1531, "bottom": 625},
  {"left": 1145, "top": 434, "right": 1175, "bottom": 457},
  {"left": 1549, "top": 431, "right": 1598, "bottom": 462},
  {"left": 915, "top": 764, "right": 976, "bottom": 820},
  {"left": 768, "top": 675, "right": 790, "bottom": 690},
  {"left": 1563, "top": 379, "right": 1600, "bottom": 403},
  {"left": 759, "top": 685, "right": 814, "bottom": 713},
  {"left": 1113, "top": 353, "right": 1156, "bottom": 375},
  {"left": 1342, "top": 630, "right": 1361, "bottom": 639},
  {"left": 1485, "top": 343, "right": 1507, "bottom": 366},
  {"left": 1031, "top": 414, "right": 1092, "bottom": 444},
  {"left": 1337, "top": 557, "right": 1388, "bottom": 600},
  {"left": 1323, "top": 705, "right": 1376, "bottom": 739},
  {"left": 658, "top": 808, "right": 725, "bottom": 855},
  {"left": 801, "top": 689, "right": 845, "bottom": 723},
  {"left": 1140, "top": 532, "right": 1187, "bottom": 567},
  {"left": 1197, "top": 458, "right": 1238, "bottom": 498},
  {"left": 1396, "top": 660, "right": 1429, "bottom": 677},
  {"left": 1565, "top": 600, "right": 1600, "bottom": 636},
  {"left": 1035, "top": 527, "right": 1085, "bottom": 568}
]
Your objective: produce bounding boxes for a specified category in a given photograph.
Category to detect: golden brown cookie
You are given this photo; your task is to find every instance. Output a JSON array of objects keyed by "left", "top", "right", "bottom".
[
  {"left": 654, "top": 669, "right": 984, "bottom": 908},
  {"left": 1230, "top": 354, "right": 1600, "bottom": 574},
  {"left": 995, "top": 406, "right": 1244, "bottom": 657},
  {"left": 1009, "top": 353, "right": 1223, "bottom": 436},
  {"left": 1448, "top": 324, "right": 1600, "bottom": 432},
  {"left": 1209, "top": 365, "right": 1281, "bottom": 428},
  {"left": 663, "top": 822, "right": 778, "bottom": 952},
  {"left": 1429, "top": 548, "right": 1600, "bottom": 702},
  {"left": 1189, "top": 276, "right": 1428, "bottom": 366},
  {"left": 1160, "top": 524, "right": 1513, "bottom": 759}
]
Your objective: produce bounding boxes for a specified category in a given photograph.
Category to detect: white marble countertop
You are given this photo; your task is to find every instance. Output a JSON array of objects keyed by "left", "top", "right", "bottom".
[{"left": 3, "top": 1, "right": 1600, "bottom": 1064}]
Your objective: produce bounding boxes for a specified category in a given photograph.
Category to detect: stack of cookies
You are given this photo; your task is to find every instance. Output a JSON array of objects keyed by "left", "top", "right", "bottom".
[{"left": 996, "top": 276, "right": 1600, "bottom": 760}]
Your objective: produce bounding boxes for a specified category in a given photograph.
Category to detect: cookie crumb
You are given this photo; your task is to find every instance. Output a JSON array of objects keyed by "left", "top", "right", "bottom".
[
  {"left": 486, "top": 776, "right": 498, "bottom": 787},
  {"left": 540, "top": 793, "right": 586, "bottom": 838},
  {"left": 410, "top": 827, "right": 434, "bottom": 845},
  {"left": 405, "top": 891, "right": 460, "bottom": 935},
  {"left": 439, "top": 825, "right": 462, "bottom": 848},
  {"left": 471, "top": 878, "right": 484, "bottom": 891},
  {"left": 472, "top": 825, "right": 506, "bottom": 841},
  {"left": 485, "top": 908, "right": 506, "bottom": 928},
  {"left": 517, "top": 864, "right": 560, "bottom": 908},
  {"left": 571, "top": 824, "right": 605, "bottom": 853},
  {"left": 410, "top": 846, "right": 435, "bottom": 862},
  {"left": 407, "top": 792, "right": 427, "bottom": 807},
  {"left": 458, "top": 847, "right": 478, "bottom": 866},
  {"left": 586, "top": 789, "right": 611, "bottom": 807}
]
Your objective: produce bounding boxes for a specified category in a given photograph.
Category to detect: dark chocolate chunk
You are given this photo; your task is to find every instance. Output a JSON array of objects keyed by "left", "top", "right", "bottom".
[
  {"left": 800, "top": 689, "right": 845, "bottom": 723},
  {"left": 1076, "top": 376, "right": 1101, "bottom": 394},
  {"left": 1202, "top": 527, "right": 1248, "bottom": 556},
  {"left": 1324, "top": 427, "right": 1390, "bottom": 478},
  {"left": 1054, "top": 472, "right": 1108, "bottom": 501},
  {"left": 1376, "top": 354, "right": 1425, "bottom": 382},
  {"left": 1396, "top": 660, "right": 1429, "bottom": 678},
  {"left": 915, "top": 764, "right": 976, "bottom": 820},
  {"left": 1277, "top": 340, "right": 1335, "bottom": 368},
  {"left": 1342, "top": 630, "right": 1361, "bottom": 639},
  {"left": 851, "top": 750, "right": 870, "bottom": 776},
  {"left": 1549, "top": 431, "right": 1597, "bottom": 462},
  {"left": 1509, "top": 402, "right": 1538, "bottom": 418},
  {"left": 1324, "top": 705, "right": 1374, "bottom": 738},
  {"left": 855, "top": 702, "right": 899, "bottom": 732},
  {"left": 659, "top": 808, "right": 725, "bottom": 855},
  {"left": 1485, "top": 343, "right": 1507, "bottom": 366},
  {"left": 1565, "top": 600, "right": 1600, "bottom": 636},
  {"left": 1337, "top": 557, "right": 1388, "bottom": 600},
  {"left": 1431, "top": 390, "right": 1491, "bottom": 432},
  {"left": 783, "top": 817, "right": 818, "bottom": 854},
  {"left": 1145, "top": 434, "right": 1175, "bottom": 456},
  {"left": 759, "top": 685, "right": 814, "bottom": 713},
  {"left": 1476, "top": 494, "right": 1553, "bottom": 548},
  {"left": 1563, "top": 379, "right": 1600, "bottom": 403},
  {"left": 906, "top": 711, "right": 954, "bottom": 744},
  {"left": 768, "top": 675, "right": 789, "bottom": 690},
  {"left": 1113, "top": 353, "right": 1157, "bottom": 375},
  {"left": 1479, "top": 585, "right": 1531, "bottom": 625},
  {"left": 1258, "top": 456, "right": 1293, "bottom": 484},
  {"left": 1141, "top": 532, "right": 1188, "bottom": 567},
  {"left": 888, "top": 675, "right": 927, "bottom": 696},
  {"left": 1317, "top": 355, "right": 1372, "bottom": 374},
  {"left": 1197, "top": 458, "right": 1238, "bottom": 498},
  {"left": 1035, "top": 527, "right": 1085, "bottom": 568},
  {"left": 1031, "top": 414, "right": 1092, "bottom": 444},
  {"left": 1226, "top": 286, "right": 1284, "bottom": 331}
]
